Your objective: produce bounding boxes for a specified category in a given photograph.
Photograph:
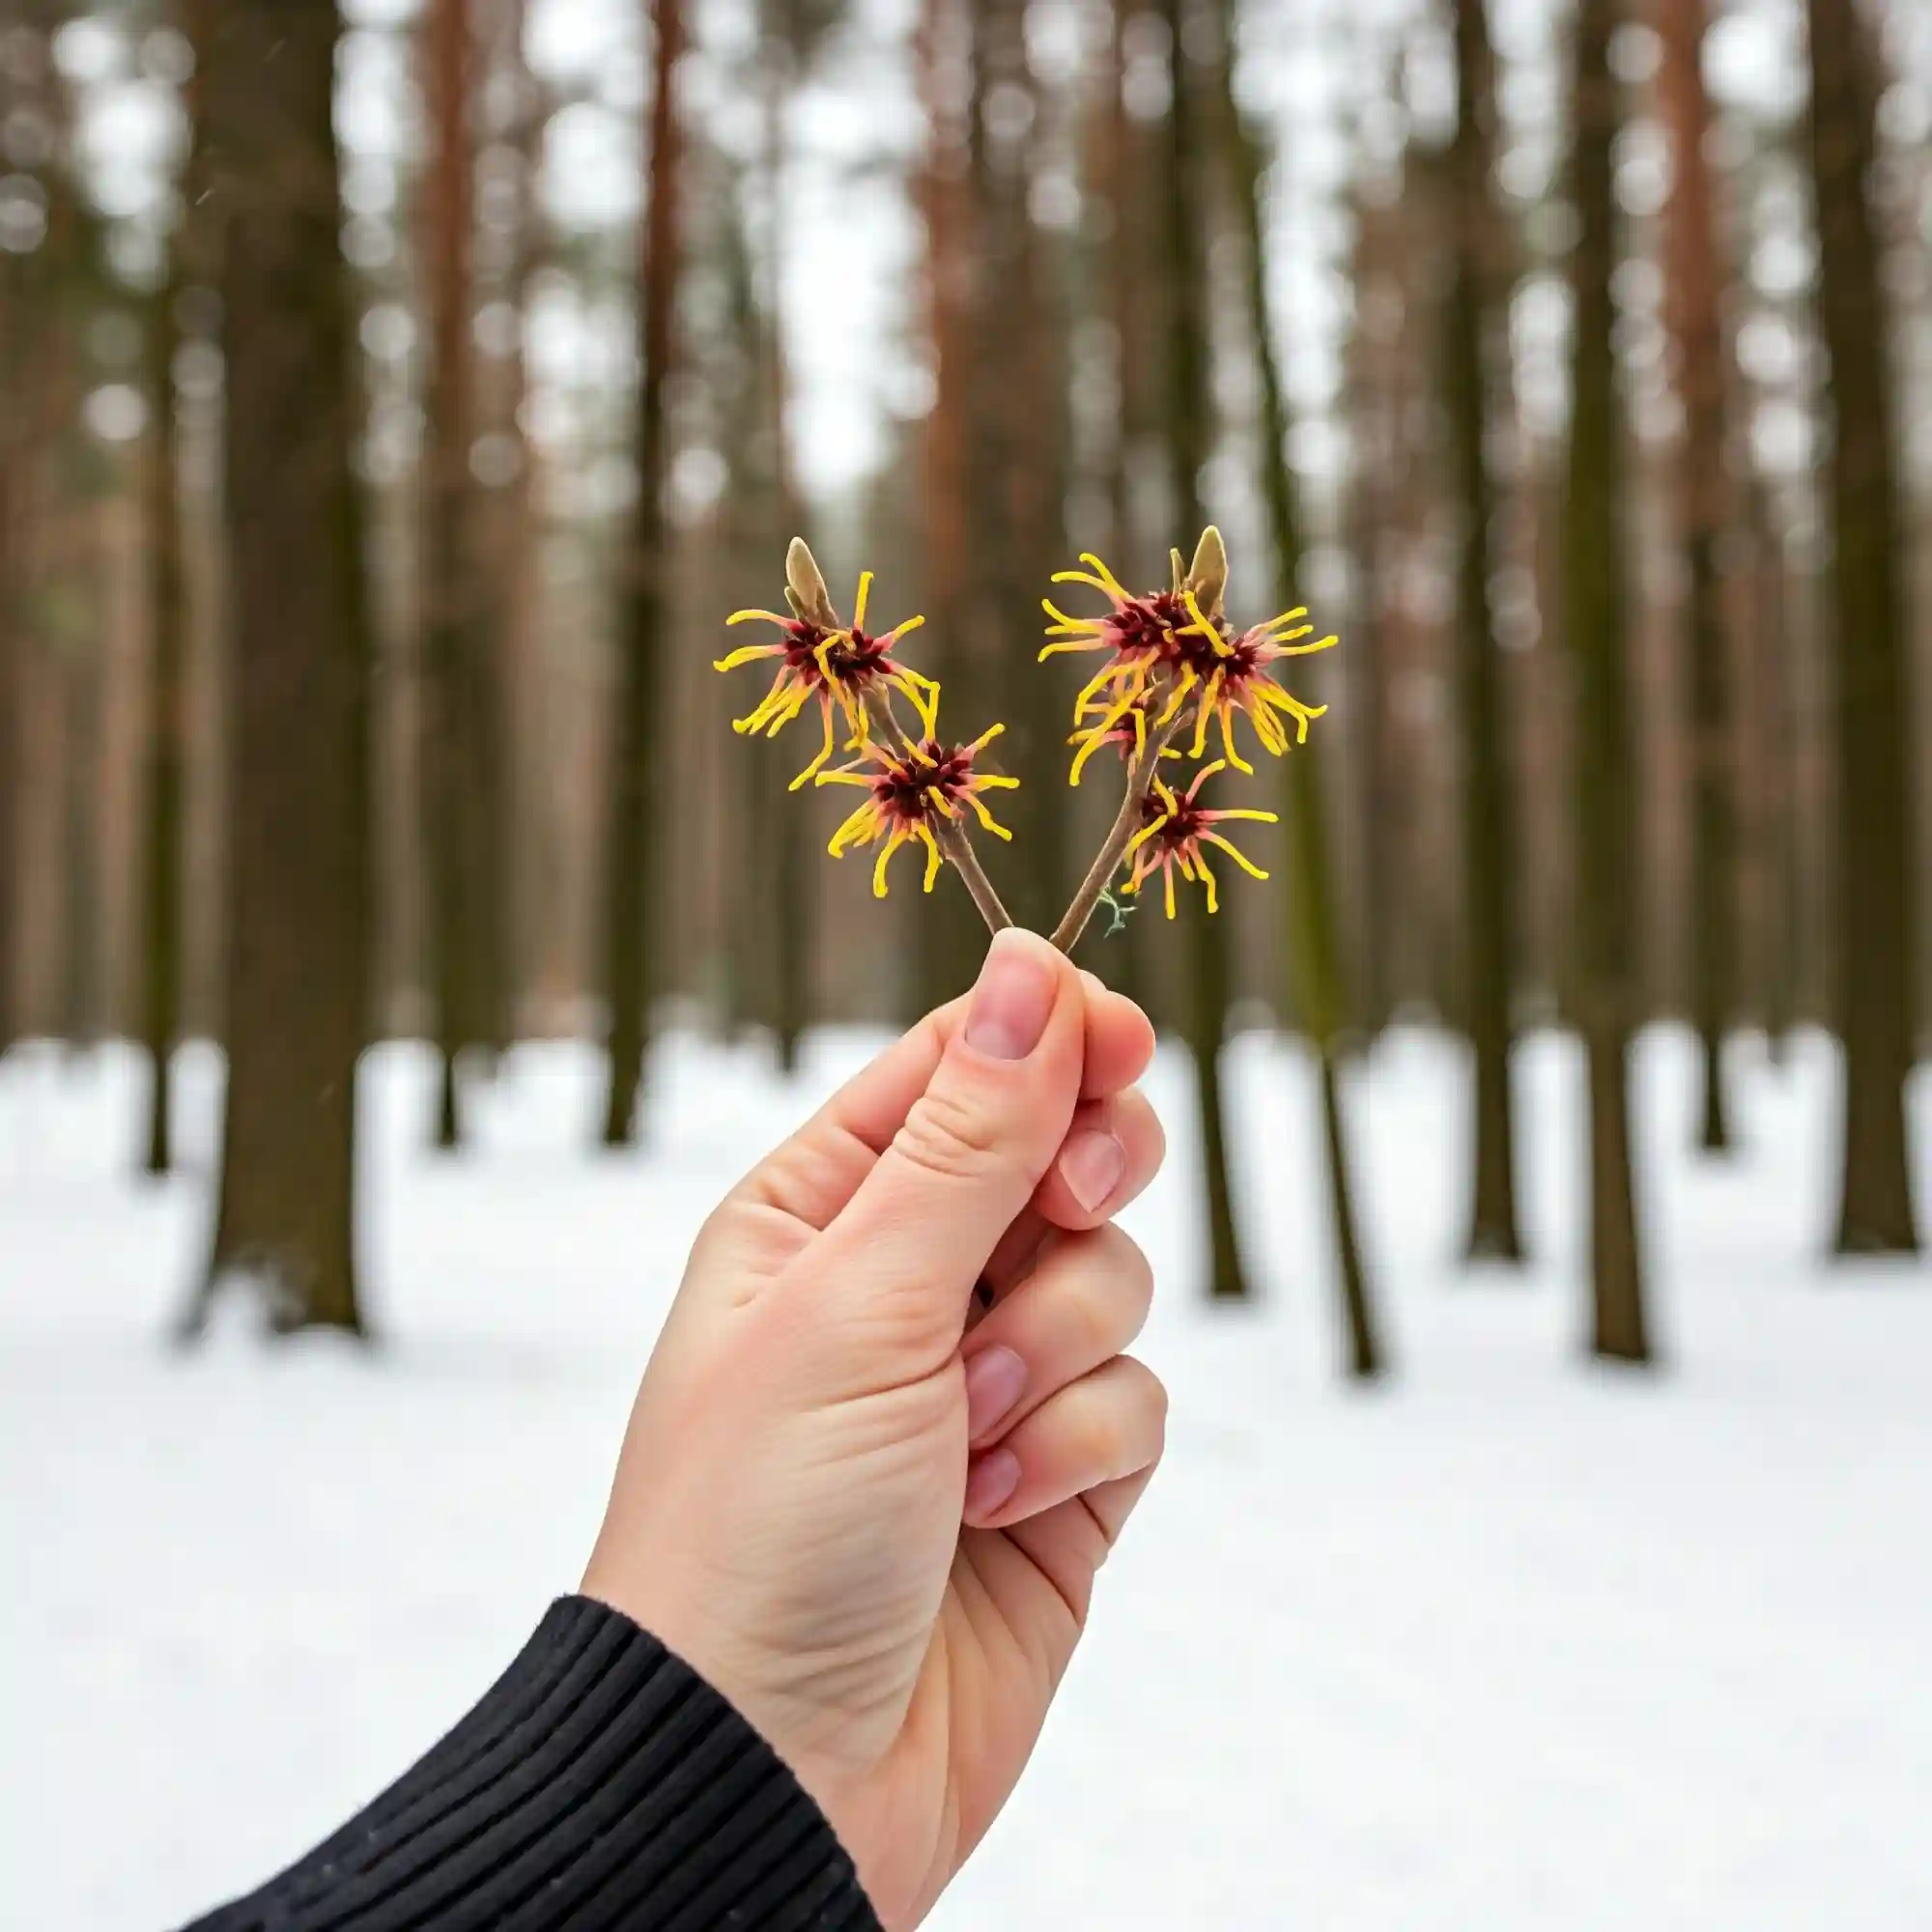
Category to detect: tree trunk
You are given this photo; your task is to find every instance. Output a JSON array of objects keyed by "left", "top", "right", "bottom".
[
  {"left": 60, "top": 637, "right": 99, "bottom": 1044},
  {"left": 139, "top": 0, "right": 207, "bottom": 1175},
  {"left": 0, "top": 255, "right": 18, "bottom": 1052},
  {"left": 1445, "top": 0, "right": 1523, "bottom": 1257},
  {"left": 1094, "top": 0, "right": 1152, "bottom": 1016},
  {"left": 1563, "top": 0, "right": 1653, "bottom": 1365},
  {"left": 141, "top": 267, "right": 186, "bottom": 1168},
  {"left": 194, "top": 0, "right": 369, "bottom": 1334},
  {"left": 1584, "top": 1024, "right": 1648, "bottom": 1358},
  {"left": 1750, "top": 488, "right": 1800, "bottom": 1046},
  {"left": 1163, "top": 0, "right": 1247, "bottom": 1302},
  {"left": 1803, "top": 0, "right": 1920, "bottom": 1255},
  {"left": 911, "top": 0, "right": 980, "bottom": 1014},
  {"left": 600, "top": 0, "right": 683, "bottom": 1146},
  {"left": 423, "top": 0, "right": 481, "bottom": 1149},
  {"left": 1216, "top": 0, "right": 1381, "bottom": 1374},
  {"left": 1657, "top": 0, "right": 1737, "bottom": 1155},
  {"left": 959, "top": 0, "right": 1065, "bottom": 943},
  {"left": 758, "top": 45, "right": 810, "bottom": 1072}
]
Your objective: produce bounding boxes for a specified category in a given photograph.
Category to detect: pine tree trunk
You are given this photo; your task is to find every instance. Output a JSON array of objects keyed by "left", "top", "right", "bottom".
[
  {"left": 959, "top": 0, "right": 1064, "bottom": 941},
  {"left": 139, "top": 0, "right": 206, "bottom": 1176},
  {"left": 1185, "top": 908, "right": 1246, "bottom": 1301},
  {"left": 1094, "top": 0, "right": 1150, "bottom": 1015},
  {"left": 60, "top": 630, "right": 99, "bottom": 1044},
  {"left": 1585, "top": 1024, "right": 1649, "bottom": 1358},
  {"left": 195, "top": 0, "right": 369, "bottom": 1335},
  {"left": 1215, "top": 0, "right": 1380, "bottom": 1373},
  {"left": 759, "top": 49, "right": 810, "bottom": 1072},
  {"left": 911, "top": 0, "right": 980, "bottom": 1013},
  {"left": 423, "top": 0, "right": 478, "bottom": 1149},
  {"left": 1564, "top": 0, "right": 1653, "bottom": 1365},
  {"left": 1751, "top": 491, "right": 1800, "bottom": 1046},
  {"left": 1803, "top": 0, "right": 1920, "bottom": 1255},
  {"left": 0, "top": 255, "right": 18, "bottom": 1053},
  {"left": 141, "top": 258, "right": 186, "bottom": 1171},
  {"left": 1446, "top": 0, "right": 1523, "bottom": 1258},
  {"left": 600, "top": 0, "right": 683, "bottom": 1146},
  {"left": 1657, "top": 0, "right": 1737, "bottom": 1155},
  {"left": 1163, "top": 0, "right": 1247, "bottom": 1302}
]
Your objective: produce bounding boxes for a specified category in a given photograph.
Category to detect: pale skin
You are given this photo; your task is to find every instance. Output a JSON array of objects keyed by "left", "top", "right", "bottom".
[{"left": 583, "top": 928, "right": 1169, "bottom": 1929}]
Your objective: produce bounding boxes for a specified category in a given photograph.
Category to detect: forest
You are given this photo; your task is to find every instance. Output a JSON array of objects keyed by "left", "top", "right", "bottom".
[
  {"left": 3, "top": 0, "right": 1924, "bottom": 1352},
  {"left": 1, "top": 0, "right": 1929, "bottom": 1917}
]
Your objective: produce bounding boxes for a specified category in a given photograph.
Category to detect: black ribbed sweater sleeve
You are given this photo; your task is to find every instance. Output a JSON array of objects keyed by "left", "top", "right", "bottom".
[{"left": 182, "top": 1596, "right": 882, "bottom": 1932}]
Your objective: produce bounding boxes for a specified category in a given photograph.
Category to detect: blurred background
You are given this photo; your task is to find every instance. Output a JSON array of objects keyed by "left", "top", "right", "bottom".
[{"left": 1, "top": 0, "right": 1928, "bottom": 1923}]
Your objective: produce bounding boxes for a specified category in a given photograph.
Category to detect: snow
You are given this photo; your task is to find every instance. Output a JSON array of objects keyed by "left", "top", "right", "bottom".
[{"left": 3, "top": 1025, "right": 1929, "bottom": 1930}]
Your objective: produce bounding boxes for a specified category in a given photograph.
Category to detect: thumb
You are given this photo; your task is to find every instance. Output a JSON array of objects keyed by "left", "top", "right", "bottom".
[{"left": 792, "top": 928, "right": 1087, "bottom": 1364}]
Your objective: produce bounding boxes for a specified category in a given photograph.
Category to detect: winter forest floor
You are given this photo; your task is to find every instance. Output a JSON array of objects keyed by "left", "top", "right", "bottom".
[{"left": 2, "top": 1026, "right": 1929, "bottom": 1930}]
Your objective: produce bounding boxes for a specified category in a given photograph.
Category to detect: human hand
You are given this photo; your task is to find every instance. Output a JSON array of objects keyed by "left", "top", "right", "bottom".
[{"left": 582, "top": 929, "right": 1167, "bottom": 1928}]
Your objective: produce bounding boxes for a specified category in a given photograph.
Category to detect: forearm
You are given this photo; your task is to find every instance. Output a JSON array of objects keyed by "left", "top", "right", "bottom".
[{"left": 183, "top": 1598, "right": 879, "bottom": 1931}]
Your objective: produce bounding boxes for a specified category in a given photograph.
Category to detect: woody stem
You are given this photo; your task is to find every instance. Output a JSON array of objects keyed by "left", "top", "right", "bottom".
[
  {"left": 1049, "top": 687, "right": 1187, "bottom": 952},
  {"left": 863, "top": 688, "right": 1013, "bottom": 935}
]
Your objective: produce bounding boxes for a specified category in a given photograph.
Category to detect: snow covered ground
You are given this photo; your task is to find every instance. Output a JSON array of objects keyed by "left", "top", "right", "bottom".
[{"left": 3, "top": 1025, "right": 1929, "bottom": 1930}]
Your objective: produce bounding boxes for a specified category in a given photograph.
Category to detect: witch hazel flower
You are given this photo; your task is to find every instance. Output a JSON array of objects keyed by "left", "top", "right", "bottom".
[
  {"left": 715, "top": 564, "right": 931, "bottom": 787},
  {"left": 1169, "top": 590, "right": 1337, "bottom": 772},
  {"left": 816, "top": 682, "right": 1017, "bottom": 897},
  {"left": 714, "top": 527, "right": 1335, "bottom": 954},
  {"left": 1120, "top": 760, "right": 1279, "bottom": 919},
  {"left": 1040, "top": 529, "right": 1337, "bottom": 782}
]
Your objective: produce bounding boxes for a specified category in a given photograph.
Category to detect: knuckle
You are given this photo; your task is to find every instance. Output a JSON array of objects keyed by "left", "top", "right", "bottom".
[
  {"left": 1063, "top": 1289, "right": 1119, "bottom": 1369},
  {"left": 1139, "top": 1365, "right": 1171, "bottom": 1459},
  {"left": 1110, "top": 1228, "right": 1156, "bottom": 1324},
  {"left": 1074, "top": 1405, "right": 1127, "bottom": 1475},
  {"left": 1148, "top": 1366, "right": 1171, "bottom": 1435},
  {"left": 1077, "top": 1225, "right": 1155, "bottom": 1341},
  {"left": 891, "top": 1080, "right": 1010, "bottom": 1186}
]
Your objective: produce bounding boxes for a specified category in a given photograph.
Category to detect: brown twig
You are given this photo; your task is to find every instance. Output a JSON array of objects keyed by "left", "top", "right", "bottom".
[
  {"left": 861, "top": 687, "right": 1014, "bottom": 934},
  {"left": 1049, "top": 686, "right": 1186, "bottom": 952}
]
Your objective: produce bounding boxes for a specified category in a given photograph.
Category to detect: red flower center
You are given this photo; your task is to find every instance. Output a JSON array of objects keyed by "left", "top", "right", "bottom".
[
  {"left": 1141, "top": 787, "right": 1205, "bottom": 848},
  {"left": 780, "top": 622, "right": 898, "bottom": 687},
  {"left": 1102, "top": 592, "right": 1186, "bottom": 661},
  {"left": 875, "top": 740, "right": 977, "bottom": 823},
  {"left": 1101, "top": 590, "right": 1249, "bottom": 683}
]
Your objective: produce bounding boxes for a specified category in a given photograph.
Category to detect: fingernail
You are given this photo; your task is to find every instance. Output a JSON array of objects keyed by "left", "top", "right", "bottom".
[
  {"left": 963, "top": 1447, "right": 1021, "bottom": 1522},
  {"left": 964, "top": 929, "right": 1057, "bottom": 1061},
  {"left": 964, "top": 1345, "right": 1028, "bottom": 1440},
  {"left": 1058, "top": 1128, "right": 1126, "bottom": 1213}
]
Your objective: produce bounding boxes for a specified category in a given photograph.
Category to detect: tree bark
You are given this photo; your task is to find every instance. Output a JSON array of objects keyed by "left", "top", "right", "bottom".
[
  {"left": 911, "top": 0, "right": 979, "bottom": 1015},
  {"left": 1803, "top": 0, "right": 1920, "bottom": 1254},
  {"left": 422, "top": 0, "right": 485, "bottom": 1148},
  {"left": 958, "top": 0, "right": 1065, "bottom": 943},
  {"left": 1563, "top": 0, "right": 1653, "bottom": 1364},
  {"left": 138, "top": 0, "right": 209, "bottom": 1175},
  {"left": 600, "top": 0, "right": 683, "bottom": 1146},
  {"left": 1094, "top": 0, "right": 1152, "bottom": 1014},
  {"left": 1445, "top": 0, "right": 1523, "bottom": 1257},
  {"left": 757, "top": 41, "right": 810, "bottom": 1072},
  {"left": 60, "top": 631, "right": 99, "bottom": 1043},
  {"left": 1749, "top": 488, "right": 1800, "bottom": 1046},
  {"left": 1656, "top": 0, "right": 1738, "bottom": 1154},
  {"left": 195, "top": 0, "right": 369, "bottom": 1334},
  {"left": 1163, "top": 0, "right": 1247, "bottom": 1302},
  {"left": 0, "top": 253, "right": 19, "bottom": 1052},
  {"left": 1216, "top": 0, "right": 1381, "bottom": 1375}
]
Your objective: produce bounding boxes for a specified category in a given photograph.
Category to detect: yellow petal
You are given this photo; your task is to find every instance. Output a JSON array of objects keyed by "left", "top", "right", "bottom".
[{"left": 1201, "top": 831, "right": 1269, "bottom": 880}]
